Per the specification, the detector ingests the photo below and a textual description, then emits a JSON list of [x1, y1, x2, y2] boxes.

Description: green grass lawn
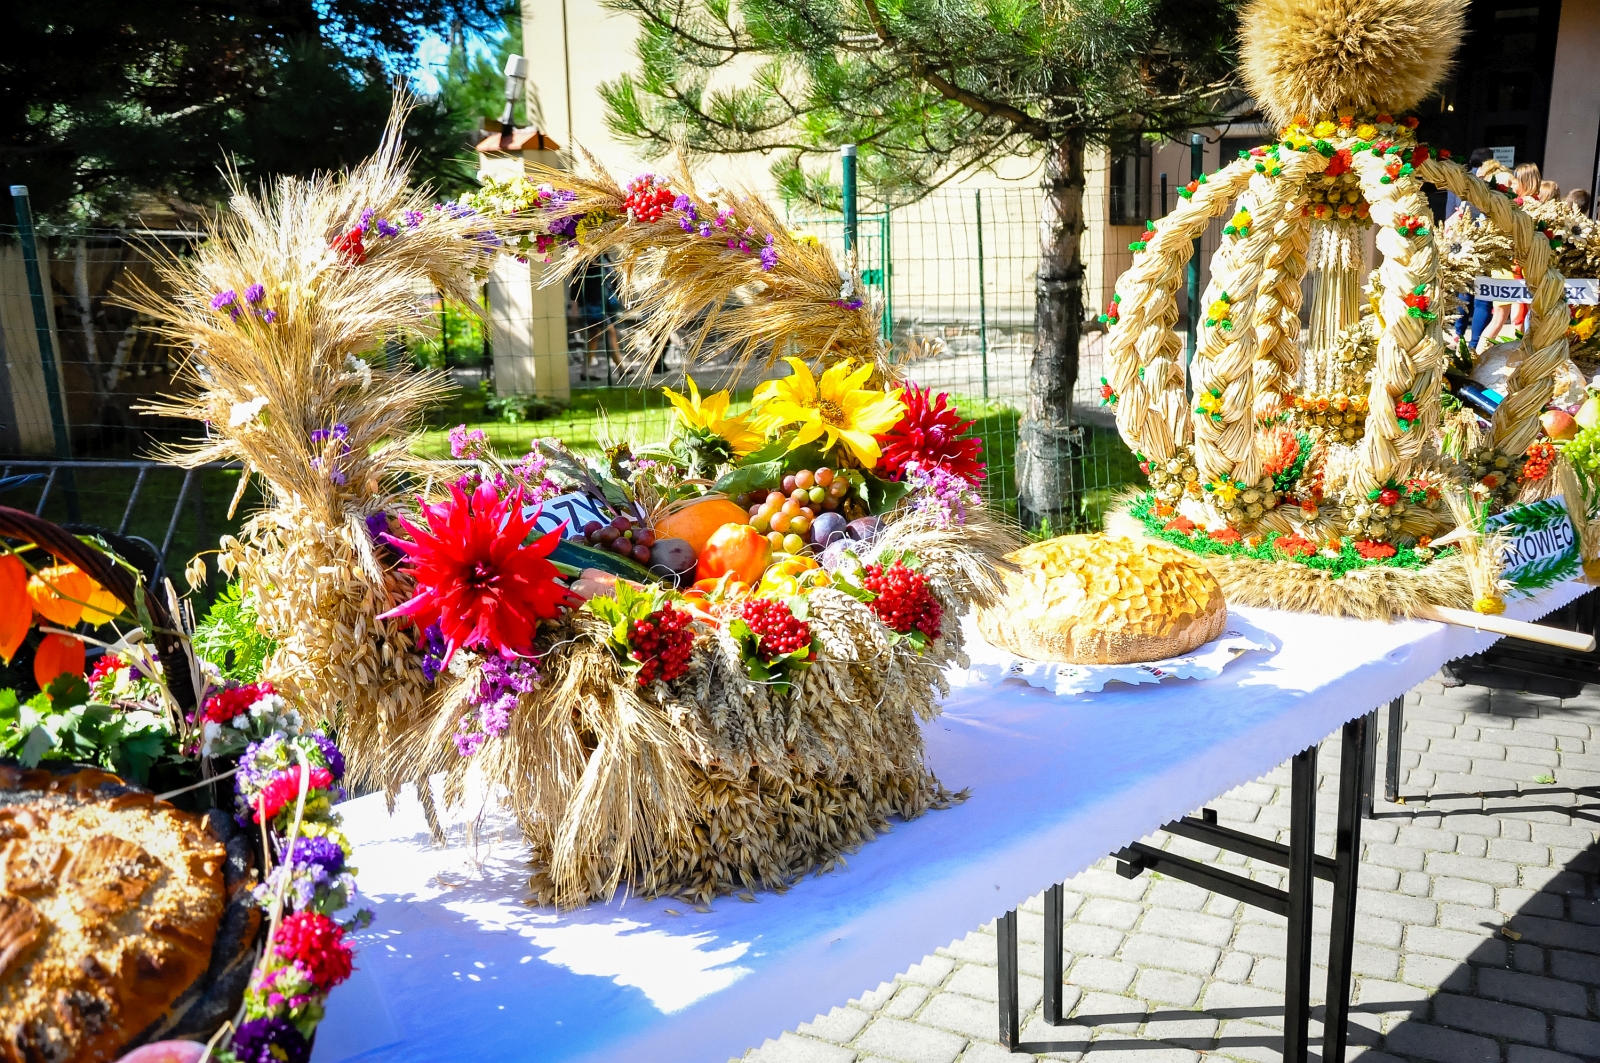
[[416, 386, 1145, 528]]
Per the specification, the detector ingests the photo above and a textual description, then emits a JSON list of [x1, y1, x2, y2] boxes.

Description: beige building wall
[[1545, 0, 1600, 198], [478, 149, 572, 399]]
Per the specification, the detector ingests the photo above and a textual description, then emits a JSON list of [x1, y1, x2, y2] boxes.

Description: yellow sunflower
[[751, 357, 905, 469], [663, 376, 765, 457]]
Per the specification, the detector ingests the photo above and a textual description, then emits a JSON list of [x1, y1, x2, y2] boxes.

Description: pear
[[1578, 393, 1600, 431]]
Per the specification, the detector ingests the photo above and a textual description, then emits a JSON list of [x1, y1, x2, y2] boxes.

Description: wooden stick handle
[[1414, 605, 1597, 653]]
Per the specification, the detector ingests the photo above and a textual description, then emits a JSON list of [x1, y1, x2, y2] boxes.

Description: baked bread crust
[[0, 768, 225, 1063], [977, 535, 1228, 665]]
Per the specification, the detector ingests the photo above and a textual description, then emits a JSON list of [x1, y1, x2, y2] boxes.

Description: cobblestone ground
[[735, 677, 1600, 1063]]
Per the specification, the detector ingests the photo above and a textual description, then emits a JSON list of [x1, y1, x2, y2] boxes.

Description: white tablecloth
[[311, 582, 1590, 1063]]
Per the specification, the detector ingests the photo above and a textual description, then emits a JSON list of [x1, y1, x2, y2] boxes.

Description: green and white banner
[[1485, 495, 1581, 594]]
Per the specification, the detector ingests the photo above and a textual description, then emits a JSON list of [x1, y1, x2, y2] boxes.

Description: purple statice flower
[[469, 653, 539, 739], [359, 207, 376, 231], [672, 194, 696, 219], [310, 423, 350, 451], [244, 283, 266, 304], [210, 289, 237, 310], [760, 235, 779, 272], [744, 225, 757, 238], [904, 461, 984, 529], [288, 834, 346, 876], [375, 218, 400, 238], [549, 213, 579, 240], [832, 298, 865, 311], [309, 731, 347, 780], [454, 731, 486, 757], [419, 624, 447, 683], [366, 510, 390, 543], [261, 308, 278, 323], [230, 306, 243, 322], [235, 734, 284, 799], [231, 1017, 311, 1063], [697, 222, 713, 237], [448, 423, 487, 459], [403, 209, 425, 228]]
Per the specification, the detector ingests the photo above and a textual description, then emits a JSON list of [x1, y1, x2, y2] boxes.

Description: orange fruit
[[656, 498, 752, 555]]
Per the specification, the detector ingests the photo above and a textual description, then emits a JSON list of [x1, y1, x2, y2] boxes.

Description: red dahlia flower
[[381, 482, 567, 667], [875, 385, 985, 483]]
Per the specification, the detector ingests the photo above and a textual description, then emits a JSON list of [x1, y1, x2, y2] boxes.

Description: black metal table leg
[[1043, 883, 1064, 1023], [1384, 694, 1404, 803], [1284, 745, 1318, 1063], [1360, 707, 1378, 820], [997, 908, 1020, 1047], [1324, 714, 1368, 1060]]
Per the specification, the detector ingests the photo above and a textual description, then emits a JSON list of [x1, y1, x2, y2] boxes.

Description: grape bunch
[[1561, 423, 1600, 477], [737, 468, 853, 555], [582, 514, 656, 564]]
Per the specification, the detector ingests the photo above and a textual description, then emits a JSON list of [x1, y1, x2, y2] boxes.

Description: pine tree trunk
[[1016, 131, 1086, 531]]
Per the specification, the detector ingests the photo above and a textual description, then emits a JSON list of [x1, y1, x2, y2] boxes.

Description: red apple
[[1542, 408, 1579, 441]]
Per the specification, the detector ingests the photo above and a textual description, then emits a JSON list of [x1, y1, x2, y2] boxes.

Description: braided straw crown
[[1240, 0, 1468, 126]]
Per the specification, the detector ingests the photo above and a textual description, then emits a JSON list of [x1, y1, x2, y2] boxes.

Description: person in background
[[1467, 157, 1516, 347], [1540, 179, 1561, 202], [1504, 166, 1545, 333], [1567, 188, 1592, 217], [1514, 162, 1543, 201], [1452, 149, 1497, 341]]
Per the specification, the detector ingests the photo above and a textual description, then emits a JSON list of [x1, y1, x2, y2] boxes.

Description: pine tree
[[601, 0, 1239, 526]]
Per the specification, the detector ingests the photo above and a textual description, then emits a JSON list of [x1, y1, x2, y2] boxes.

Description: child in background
[[1567, 188, 1593, 217], [1540, 179, 1561, 202]]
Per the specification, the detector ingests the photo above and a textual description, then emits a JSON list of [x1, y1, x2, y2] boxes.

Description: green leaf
[[114, 732, 168, 786], [713, 460, 784, 498], [856, 470, 910, 515], [19, 726, 56, 767], [45, 673, 90, 710]]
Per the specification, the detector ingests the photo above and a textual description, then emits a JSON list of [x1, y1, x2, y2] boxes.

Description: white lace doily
[[954, 613, 1275, 697]]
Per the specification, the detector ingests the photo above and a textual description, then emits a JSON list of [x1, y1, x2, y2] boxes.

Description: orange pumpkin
[[33, 632, 85, 690], [0, 555, 29, 664], [696, 523, 772, 585], [657, 498, 752, 555], [26, 564, 93, 627]]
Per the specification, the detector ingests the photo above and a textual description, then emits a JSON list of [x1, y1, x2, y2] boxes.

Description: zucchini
[[549, 538, 662, 583]]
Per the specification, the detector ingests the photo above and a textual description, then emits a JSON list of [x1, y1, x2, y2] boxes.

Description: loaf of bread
[[0, 768, 225, 1063], [977, 534, 1227, 665]]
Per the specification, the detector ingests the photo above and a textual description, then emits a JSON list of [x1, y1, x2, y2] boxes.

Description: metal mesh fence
[[0, 182, 1223, 542]]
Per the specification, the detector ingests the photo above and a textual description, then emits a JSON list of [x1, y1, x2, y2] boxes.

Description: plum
[[846, 516, 882, 542], [648, 537, 698, 586], [810, 511, 848, 548]]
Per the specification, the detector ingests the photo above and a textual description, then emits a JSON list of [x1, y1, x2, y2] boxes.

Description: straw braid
[[1251, 190, 1313, 418], [1345, 150, 1447, 498], [1418, 159, 1570, 457], [1105, 159, 1258, 463], [1192, 151, 1329, 484]]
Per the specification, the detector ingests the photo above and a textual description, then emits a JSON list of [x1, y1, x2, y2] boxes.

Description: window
[[1109, 143, 1152, 227]]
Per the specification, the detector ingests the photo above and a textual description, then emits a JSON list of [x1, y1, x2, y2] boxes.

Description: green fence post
[[975, 190, 989, 402], [10, 186, 71, 459], [881, 209, 893, 347], [840, 146, 858, 254], [1185, 135, 1203, 399]]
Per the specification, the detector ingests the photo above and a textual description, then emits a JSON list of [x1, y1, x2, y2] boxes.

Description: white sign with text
[[1473, 277, 1600, 305]]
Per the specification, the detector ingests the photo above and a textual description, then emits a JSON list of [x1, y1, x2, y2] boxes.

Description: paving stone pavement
[[734, 677, 1600, 1063]]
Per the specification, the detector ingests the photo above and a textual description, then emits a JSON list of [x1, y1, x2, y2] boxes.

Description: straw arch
[[1104, 150, 1331, 483], [1418, 159, 1570, 456]]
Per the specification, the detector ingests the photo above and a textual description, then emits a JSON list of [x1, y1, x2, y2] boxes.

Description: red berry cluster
[[863, 561, 943, 640], [628, 605, 694, 686], [274, 911, 355, 990], [738, 598, 812, 661], [1521, 442, 1556, 482], [200, 681, 275, 725], [623, 176, 676, 224]]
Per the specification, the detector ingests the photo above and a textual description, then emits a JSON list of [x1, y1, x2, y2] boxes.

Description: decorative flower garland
[[218, 730, 366, 1063]]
